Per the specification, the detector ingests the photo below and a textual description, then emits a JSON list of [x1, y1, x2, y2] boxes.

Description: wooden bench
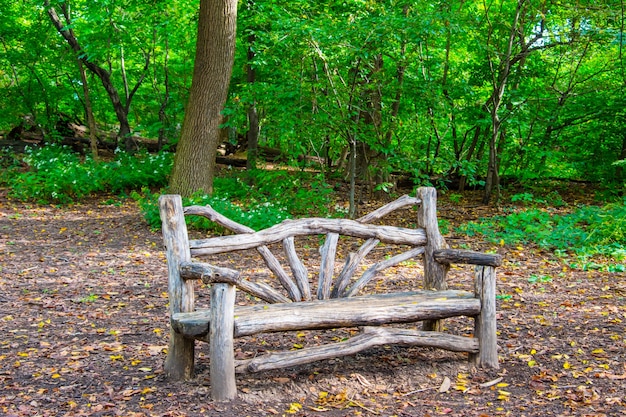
[[158, 187, 501, 401]]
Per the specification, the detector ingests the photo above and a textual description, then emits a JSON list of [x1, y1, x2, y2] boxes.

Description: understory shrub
[[4, 145, 173, 204], [134, 169, 336, 232], [457, 203, 626, 265]]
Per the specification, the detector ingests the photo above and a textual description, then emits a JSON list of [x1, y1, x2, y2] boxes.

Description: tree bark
[[169, 0, 238, 197], [77, 60, 98, 160], [246, 31, 259, 170]]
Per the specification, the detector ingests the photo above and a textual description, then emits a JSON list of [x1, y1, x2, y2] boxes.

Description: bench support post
[[417, 187, 449, 331], [210, 283, 237, 400], [159, 195, 196, 380], [471, 265, 499, 369]]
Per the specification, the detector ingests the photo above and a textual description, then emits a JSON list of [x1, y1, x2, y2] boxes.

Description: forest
[[1, 0, 625, 202], [1, 2, 626, 416]]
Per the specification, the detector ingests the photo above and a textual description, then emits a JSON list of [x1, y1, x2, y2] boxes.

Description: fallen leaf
[[439, 376, 451, 393]]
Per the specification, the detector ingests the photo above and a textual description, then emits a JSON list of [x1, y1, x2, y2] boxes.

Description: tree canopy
[[1, 0, 625, 201]]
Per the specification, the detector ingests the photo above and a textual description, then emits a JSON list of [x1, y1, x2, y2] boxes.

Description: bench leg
[[471, 265, 499, 369], [164, 330, 195, 379], [210, 283, 237, 401]]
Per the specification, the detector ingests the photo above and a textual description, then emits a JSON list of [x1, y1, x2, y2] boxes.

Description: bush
[[457, 202, 626, 265], [3, 145, 173, 204], [133, 169, 336, 232]]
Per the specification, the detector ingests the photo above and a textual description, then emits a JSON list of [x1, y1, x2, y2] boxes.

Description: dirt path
[[1, 192, 624, 416]]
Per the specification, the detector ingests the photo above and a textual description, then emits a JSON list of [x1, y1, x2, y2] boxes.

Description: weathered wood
[[159, 187, 501, 399], [185, 204, 255, 233], [417, 187, 449, 332], [171, 290, 479, 338], [189, 218, 427, 255], [159, 195, 195, 380], [434, 249, 502, 267], [173, 290, 481, 340], [283, 236, 311, 301], [235, 326, 478, 373], [235, 280, 292, 304], [318, 233, 339, 299], [327, 195, 422, 298], [185, 204, 301, 301], [344, 247, 425, 297], [257, 245, 301, 301], [331, 238, 379, 298], [179, 261, 290, 304], [356, 195, 421, 224], [471, 266, 499, 369], [210, 283, 237, 400], [179, 261, 240, 283]]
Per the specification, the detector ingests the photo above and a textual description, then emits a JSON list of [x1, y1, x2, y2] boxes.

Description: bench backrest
[[159, 187, 448, 314]]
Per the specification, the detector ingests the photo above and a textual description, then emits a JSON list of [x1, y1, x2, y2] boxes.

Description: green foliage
[[528, 274, 553, 284], [78, 293, 99, 303], [133, 169, 336, 232], [2, 0, 625, 191], [457, 202, 626, 266], [448, 193, 463, 204], [438, 219, 451, 235], [242, 169, 335, 217], [509, 191, 567, 207], [3, 145, 173, 204]]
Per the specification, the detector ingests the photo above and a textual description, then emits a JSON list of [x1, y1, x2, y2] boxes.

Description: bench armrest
[[179, 261, 290, 304], [433, 249, 502, 267], [179, 261, 241, 285]]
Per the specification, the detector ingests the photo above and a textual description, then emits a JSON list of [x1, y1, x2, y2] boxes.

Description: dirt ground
[[0, 188, 624, 416]]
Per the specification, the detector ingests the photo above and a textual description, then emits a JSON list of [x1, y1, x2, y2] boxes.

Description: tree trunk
[[246, 32, 259, 171], [158, 29, 171, 150], [169, 0, 238, 197], [617, 133, 626, 183], [77, 60, 98, 160], [481, 0, 525, 204], [458, 125, 481, 192]]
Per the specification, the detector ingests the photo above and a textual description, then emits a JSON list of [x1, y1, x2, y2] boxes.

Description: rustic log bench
[[158, 187, 501, 401]]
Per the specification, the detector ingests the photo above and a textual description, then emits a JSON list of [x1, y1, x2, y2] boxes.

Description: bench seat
[[172, 289, 480, 339]]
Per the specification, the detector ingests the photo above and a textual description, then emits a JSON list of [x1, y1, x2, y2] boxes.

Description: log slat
[[159, 195, 195, 380], [257, 245, 301, 301], [189, 218, 427, 256], [185, 204, 301, 301], [318, 233, 338, 300], [283, 236, 311, 301], [471, 265, 499, 369], [179, 261, 290, 304], [356, 194, 421, 224], [171, 290, 479, 339], [331, 238, 379, 298], [235, 326, 478, 374], [209, 283, 237, 400], [434, 249, 502, 267], [344, 246, 425, 297]]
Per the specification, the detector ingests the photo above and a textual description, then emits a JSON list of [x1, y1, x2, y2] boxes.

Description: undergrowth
[[457, 203, 626, 271], [1, 144, 336, 232], [2, 144, 171, 204], [133, 169, 336, 232], [3, 145, 624, 268]]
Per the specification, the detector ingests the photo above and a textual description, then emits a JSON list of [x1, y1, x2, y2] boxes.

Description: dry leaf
[[439, 376, 451, 393]]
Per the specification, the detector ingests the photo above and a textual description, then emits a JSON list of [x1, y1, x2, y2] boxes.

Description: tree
[[168, 0, 238, 197], [44, 0, 151, 151]]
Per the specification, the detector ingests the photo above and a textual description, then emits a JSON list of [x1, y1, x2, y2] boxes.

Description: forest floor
[[0, 186, 625, 417]]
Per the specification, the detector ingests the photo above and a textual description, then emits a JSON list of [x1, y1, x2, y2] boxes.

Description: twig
[[402, 386, 437, 396], [347, 398, 379, 415], [479, 377, 503, 388]]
